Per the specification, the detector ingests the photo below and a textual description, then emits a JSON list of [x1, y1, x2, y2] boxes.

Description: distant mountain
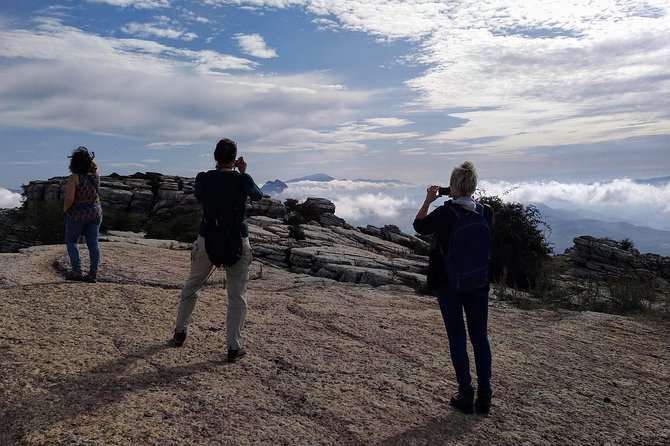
[[633, 176, 670, 186], [535, 203, 670, 256], [286, 173, 335, 183], [260, 179, 288, 195]]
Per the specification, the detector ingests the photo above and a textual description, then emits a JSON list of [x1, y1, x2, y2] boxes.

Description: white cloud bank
[[0, 18, 370, 145], [0, 188, 23, 209], [222, 0, 670, 152], [271, 176, 670, 232]]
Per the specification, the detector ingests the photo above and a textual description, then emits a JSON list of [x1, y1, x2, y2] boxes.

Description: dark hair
[[214, 139, 237, 165], [68, 146, 95, 174]]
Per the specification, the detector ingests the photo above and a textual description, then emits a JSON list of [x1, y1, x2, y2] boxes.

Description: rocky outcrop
[[570, 235, 670, 289], [3, 173, 429, 290]]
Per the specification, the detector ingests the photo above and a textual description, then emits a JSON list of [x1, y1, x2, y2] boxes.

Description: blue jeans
[[65, 214, 102, 273], [437, 285, 492, 394]]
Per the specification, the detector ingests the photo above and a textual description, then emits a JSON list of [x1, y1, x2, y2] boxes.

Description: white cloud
[[0, 18, 370, 144], [0, 188, 23, 209], [234, 33, 278, 58], [87, 0, 170, 8], [334, 193, 410, 220], [479, 178, 670, 230], [218, 0, 670, 153], [122, 18, 198, 41], [266, 175, 670, 233]]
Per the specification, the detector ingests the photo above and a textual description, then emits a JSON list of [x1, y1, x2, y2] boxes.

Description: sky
[[0, 0, 669, 220]]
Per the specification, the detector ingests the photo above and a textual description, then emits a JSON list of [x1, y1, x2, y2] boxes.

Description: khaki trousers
[[175, 235, 252, 350]]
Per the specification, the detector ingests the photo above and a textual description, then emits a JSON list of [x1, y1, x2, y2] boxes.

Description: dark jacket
[[195, 170, 263, 238], [413, 200, 494, 290]]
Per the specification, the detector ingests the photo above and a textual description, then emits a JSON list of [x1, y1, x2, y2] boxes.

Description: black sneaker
[[82, 272, 97, 283], [171, 331, 186, 347], [227, 347, 247, 363], [450, 390, 475, 414], [66, 270, 83, 281], [475, 392, 492, 414]]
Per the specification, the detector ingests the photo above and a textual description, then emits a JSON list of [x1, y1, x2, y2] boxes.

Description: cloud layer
[[272, 176, 670, 233], [0, 188, 23, 209]]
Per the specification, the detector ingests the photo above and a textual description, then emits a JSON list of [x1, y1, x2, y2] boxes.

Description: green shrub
[[288, 223, 306, 240], [620, 238, 634, 251], [478, 194, 553, 290], [284, 198, 299, 212], [145, 214, 199, 242], [107, 213, 143, 232], [25, 200, 65, 245]]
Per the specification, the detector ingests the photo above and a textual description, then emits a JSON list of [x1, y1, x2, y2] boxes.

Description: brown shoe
[[450, 390, 475, 414], [227, 347, 247, 363], [475, 391, 492, 414], [171, 331, 186, 347], [66, 270, 83, 281]]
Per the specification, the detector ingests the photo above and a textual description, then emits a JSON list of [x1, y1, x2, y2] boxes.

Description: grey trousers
[[174, 235, 252, 350]]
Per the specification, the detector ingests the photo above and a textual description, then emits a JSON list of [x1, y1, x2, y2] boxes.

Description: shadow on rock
[[378, 412, 483, 446], [2, 341, 228, 442]]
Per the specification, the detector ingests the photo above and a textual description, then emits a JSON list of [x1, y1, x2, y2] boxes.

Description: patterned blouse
[[67, 174, 103, 222]]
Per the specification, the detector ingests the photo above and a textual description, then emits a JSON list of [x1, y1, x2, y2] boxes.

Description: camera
[[438, 186, 451, 196]]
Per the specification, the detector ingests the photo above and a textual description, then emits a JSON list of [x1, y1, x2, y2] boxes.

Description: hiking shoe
[[66, 270, 83, 281], [475, 392, 492, 414], [171, 331, 186, 347], [227, 347, 247, 363], [450, 390, 475, 414], [82, 272, 97, 283]]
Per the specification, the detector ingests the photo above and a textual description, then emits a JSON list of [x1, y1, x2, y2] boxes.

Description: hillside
[[1, 241, 669, 445]]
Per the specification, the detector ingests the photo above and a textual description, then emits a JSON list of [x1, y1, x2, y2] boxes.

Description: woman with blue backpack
[[413, 161, 495, 415]]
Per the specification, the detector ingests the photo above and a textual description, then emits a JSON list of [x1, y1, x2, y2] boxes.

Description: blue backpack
[[441, 202, 491, 293]]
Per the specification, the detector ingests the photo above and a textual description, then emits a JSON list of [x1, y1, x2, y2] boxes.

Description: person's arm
[[413, 185, 442, 235], [63, 174, 78, 213], [194, 172, 206, 204], [236, 156, 263, 202]]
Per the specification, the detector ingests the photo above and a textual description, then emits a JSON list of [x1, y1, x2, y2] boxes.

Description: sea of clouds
[[0, 188, 22, 209], [272, 178, 670, 233]]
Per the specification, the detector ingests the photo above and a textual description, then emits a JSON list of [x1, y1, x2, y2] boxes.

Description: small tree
[[478, 195, 553, 290]]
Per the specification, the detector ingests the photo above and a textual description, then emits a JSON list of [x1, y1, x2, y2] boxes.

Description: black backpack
[[203, 173, 245, 268], [440, 202, 491, 293]]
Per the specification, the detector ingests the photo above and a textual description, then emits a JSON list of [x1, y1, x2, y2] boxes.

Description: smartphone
[[438, 186, 451, 196]]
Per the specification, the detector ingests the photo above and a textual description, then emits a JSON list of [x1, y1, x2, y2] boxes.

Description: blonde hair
[[450, 161, 478, 196]]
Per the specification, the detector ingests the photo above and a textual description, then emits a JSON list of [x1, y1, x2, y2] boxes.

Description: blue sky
[[1, 0, 669, 195]]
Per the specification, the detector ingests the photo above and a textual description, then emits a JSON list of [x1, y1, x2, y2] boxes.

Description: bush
[[25, 200, 65, 245], [620, 238, 634, 251], [106, 213, 143, 232], [288, 223, 306, 240], [478, 194, 553, 290], [145, 214, 199, 242], [284, 198, 299, 212]]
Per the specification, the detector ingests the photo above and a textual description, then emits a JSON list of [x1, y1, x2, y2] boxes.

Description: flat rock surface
[[1, 242, 669, 445]]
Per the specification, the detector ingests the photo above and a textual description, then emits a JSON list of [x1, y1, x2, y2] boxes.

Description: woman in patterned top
[[62, 147, 103, 282]]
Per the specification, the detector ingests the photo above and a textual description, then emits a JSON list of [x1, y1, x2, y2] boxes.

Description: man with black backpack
[[171, 139, 263, 363], [413, 161, 495, 415]]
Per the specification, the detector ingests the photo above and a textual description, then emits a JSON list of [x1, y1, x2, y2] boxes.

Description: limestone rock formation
[[2, 173, 429, 290], [0, 243, 668, 445], [569, 235, 670, 289]]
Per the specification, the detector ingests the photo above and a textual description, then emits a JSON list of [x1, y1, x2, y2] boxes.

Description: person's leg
[[437, 288, 473, 393], [64, 218, 83, 274], [463, 287, 492, 395], [463, 287, 493, 413], [225, 238, 252, 353], [174, 235, 215, 336], [82, 215, 102, 275]]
